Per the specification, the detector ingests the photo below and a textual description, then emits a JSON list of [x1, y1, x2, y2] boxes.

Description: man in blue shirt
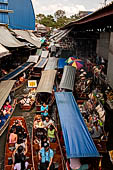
[[39, 142, 54, 170], [41, 103, 48, 120]]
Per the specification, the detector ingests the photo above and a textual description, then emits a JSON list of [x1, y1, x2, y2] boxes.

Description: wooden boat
[[19, 89, 36, 111], [0, 80, 16, 136], [32, 117, 65, 170], [20, 99, 35, 111], [31, 58, 48, 78], [4, 116, 33, 170], [35, 70, 57, 112], [11, 79, 28, 92]]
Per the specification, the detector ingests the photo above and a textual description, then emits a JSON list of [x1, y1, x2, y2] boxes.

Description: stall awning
[[37, 70, 57, 93], [0, 80, 16, 109], [41, 50, 49, 58], [59, 66, 76, 91], [0, 26, 24, 48], [34, 58, 48, 68], [44, 57, 58, 70], [12, 30, 41, 48], [50, 29, 72, 42], [55, 92, 100, 158], [58, 58, 67, 69], [0, 62, 33, 80], [0, 44, 11, 58], [27, 55, 40, 63]]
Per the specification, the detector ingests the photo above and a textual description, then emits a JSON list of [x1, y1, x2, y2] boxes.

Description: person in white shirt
[[43, 116, 54, 128]]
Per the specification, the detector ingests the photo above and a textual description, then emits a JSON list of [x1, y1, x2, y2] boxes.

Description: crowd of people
[[33, 114, 57, 170], [8, 119, 28, 170]]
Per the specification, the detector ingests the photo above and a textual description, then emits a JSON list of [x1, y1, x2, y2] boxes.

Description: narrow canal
[[0, 84, 36, 169]]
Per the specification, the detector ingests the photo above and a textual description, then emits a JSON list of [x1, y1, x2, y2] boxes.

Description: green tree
[[39, 15, 56, 28], [36, 13, 45, 23], [54, 10, 66, 21]]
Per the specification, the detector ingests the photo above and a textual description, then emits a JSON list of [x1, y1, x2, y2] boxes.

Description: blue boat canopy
[[58, 58, 67, 69], [55, 92, 100, 158]]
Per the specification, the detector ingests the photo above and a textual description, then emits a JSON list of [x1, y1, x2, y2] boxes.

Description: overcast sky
[[32, 0, 113, 17]]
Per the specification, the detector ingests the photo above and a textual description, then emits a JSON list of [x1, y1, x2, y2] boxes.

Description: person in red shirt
[[3, 101, 12, 114]]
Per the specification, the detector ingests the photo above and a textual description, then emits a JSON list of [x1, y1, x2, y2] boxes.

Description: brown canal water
[[0, 85, 36, 170]]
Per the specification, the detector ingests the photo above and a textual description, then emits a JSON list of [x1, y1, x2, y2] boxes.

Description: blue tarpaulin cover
[[58, 58, 67, 69], [55, 92, 100, 158]]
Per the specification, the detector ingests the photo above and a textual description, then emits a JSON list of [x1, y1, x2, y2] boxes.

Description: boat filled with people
[[4, 116, 33, 170]]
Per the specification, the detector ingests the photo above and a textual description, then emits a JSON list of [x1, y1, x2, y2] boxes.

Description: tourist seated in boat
[[2, 101, 12, 115], [41, 102, 48, 120], [9, 127, 18, 144], [34, 116, 44, 129], [34, 134, 42, 150], [0, 110, 7, 128], [47, 124, 57, 143], [12, 145, 28, 170], [41, 135, 50, 148], [43, 116, 54, 128], [38, 142, 54, 170], [11, 120, 24, 135], [15, 131, 27, 151], [90, 120, 103, 139]]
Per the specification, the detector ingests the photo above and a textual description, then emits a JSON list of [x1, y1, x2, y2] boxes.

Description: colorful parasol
[[65, 56, 78, 64], [69, 59, 84, 69]]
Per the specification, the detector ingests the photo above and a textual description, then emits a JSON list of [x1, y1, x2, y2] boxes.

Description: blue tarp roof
[[55, 92, 100, 158], [0, 62, 33, 80], [58, 58, 67, 69]]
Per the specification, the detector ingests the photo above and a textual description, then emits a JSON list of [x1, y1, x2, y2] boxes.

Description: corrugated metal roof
[[59, 65, 76, 91], [44, 57, 58, 70], [37, 70, 57, 93], [34, 58, 48, 68], [27, 55, 39, 63], [0, 0, 13, 24], [36, 49, 42, 56], [8, 0, 35, 30], [0, 43, 11, 58], [0, 80, 16, 109], [50, 29, 72, 42], [0, 26, 24, 47], [12, 30, 41, 48], [41, 50, 49, 58]]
